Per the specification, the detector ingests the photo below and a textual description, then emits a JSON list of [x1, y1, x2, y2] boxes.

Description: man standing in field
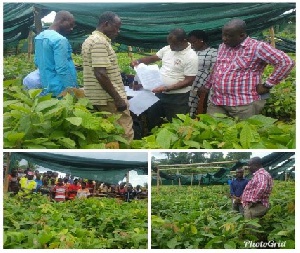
[[34, 11, 78, 97], [82, 11, 134, 141], [230, 168, 248, 214], [199, 18, 294, 119], [241, 157, 273, 219], [131, 28, 198, 129]]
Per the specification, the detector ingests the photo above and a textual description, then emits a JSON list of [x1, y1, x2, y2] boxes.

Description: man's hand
[[130, 60, 140, 68], [152, 85, 168, 93], [197, 86, 209, 96], [256, 83, 271, 95], [115, 98, 127, 112]]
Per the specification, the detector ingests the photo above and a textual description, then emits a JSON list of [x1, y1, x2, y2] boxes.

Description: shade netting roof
[[10, 152, 148, 184], [152, 152, 295, 185], [3, 2, 295, 49]]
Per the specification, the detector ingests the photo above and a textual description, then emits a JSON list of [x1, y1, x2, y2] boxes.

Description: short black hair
[[98, 11, 119, 26], [169, 28, 187, 42], [188, 30, 209, 43]]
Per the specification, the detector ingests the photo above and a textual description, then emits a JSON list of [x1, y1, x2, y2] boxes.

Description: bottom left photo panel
[[3, 151, 149, 249]]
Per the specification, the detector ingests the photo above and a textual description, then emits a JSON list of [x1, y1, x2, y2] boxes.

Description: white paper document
[[134, 63, 163, 90], [125, 86, 144, 97], [128, 90, 159, 116]]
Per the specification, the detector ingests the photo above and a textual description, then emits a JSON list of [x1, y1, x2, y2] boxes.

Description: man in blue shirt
[[230, 168, 249, 214], [34, 11, 78, 97]]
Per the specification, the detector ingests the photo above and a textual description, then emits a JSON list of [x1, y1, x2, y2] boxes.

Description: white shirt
[[156, 43, 198, 94]]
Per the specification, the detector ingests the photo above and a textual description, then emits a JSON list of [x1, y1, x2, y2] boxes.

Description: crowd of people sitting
[[7, 168, 148, 202]]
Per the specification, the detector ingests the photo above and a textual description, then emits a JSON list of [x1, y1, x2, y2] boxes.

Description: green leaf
[[57, 138, 76, 149], [66, 117, 82, 126], [70, 131, 86, 140], [156, 128, 178, 148], [35, 99, 60, 112], [183, 140, 200, 149], [6, 132, 25, 142], [224, 241, 236, 249], [191, 225, 198, 234], [239, 123, 252, 149], [167, 237, 179, 249], [28, 89, 42, 99]]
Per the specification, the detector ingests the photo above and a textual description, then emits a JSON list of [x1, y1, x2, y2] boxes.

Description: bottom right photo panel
[[151, 151, 295, 249]]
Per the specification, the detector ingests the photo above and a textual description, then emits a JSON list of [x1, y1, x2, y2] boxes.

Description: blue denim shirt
[[230, 178, 249, 197], [34, 30, 78, 96]]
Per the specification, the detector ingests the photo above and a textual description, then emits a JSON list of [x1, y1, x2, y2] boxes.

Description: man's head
[[57, 178, 64, 186], [97, 11, 121, 40], [248, 157, 263, 174], [235, 168, 244, 179], [222, 18, 247, 47], [188, 30, 208, 51], [167, 28, 188, 51], [52, 11, 75, 36], [81, 181, 86, 189], [27, 171, 34, 180]]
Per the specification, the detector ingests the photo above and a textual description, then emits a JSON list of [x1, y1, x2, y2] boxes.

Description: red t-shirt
[[68, 184, 81, 200]]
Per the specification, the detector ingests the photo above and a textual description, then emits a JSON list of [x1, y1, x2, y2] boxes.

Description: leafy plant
[[131, 114, 295, 149], [4, 194, 148, 249], [3, 80, 128, 149], [151, 181, 295, 249]]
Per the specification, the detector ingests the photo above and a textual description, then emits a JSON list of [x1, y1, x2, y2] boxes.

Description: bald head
[[248, 157, 263, 173], [222, 18, 247, 47], [223, 18, 247, 33], [167, 28, 188, 51], [51, 10, 75, 36]]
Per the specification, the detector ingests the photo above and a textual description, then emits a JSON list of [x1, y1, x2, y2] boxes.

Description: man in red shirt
[[200, 18, 294, 119], [241, 157, 273, 219], [67, 178, 81, 200]]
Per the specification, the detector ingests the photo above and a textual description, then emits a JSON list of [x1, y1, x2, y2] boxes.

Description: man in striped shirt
[[82, 11, 134, 141], [200, 18, 295, 119], [241, 157, 273, 219]]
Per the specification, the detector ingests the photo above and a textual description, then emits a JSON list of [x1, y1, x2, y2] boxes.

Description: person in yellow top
[[19, 171, 37, 195]]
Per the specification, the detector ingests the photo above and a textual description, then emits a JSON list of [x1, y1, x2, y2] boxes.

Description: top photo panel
[[3, 2, 296, 149]]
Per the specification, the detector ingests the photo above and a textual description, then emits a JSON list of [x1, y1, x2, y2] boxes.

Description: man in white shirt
[[131, 28, 198, 129]]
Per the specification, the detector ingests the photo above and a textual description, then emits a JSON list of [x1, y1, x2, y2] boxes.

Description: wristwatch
[[263, 82, 273, 89]]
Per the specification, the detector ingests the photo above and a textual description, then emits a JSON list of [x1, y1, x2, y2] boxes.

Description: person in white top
[[131, 28, 198, 129]]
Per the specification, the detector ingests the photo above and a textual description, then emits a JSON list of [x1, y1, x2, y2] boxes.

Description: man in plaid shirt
[[241, 157, 273, 219], [200, 18, 295, 119]]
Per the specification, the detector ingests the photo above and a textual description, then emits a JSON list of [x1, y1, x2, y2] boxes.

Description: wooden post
[[191, 173, 193, 186], [27, 30, 34, 60], [269, 26, 276, 48], [128, 46, 133, 62], [126, 171, 129, 186], [178, 177, 181, 187], [34, 7, 43, 35], [157, 168, 160, 191], [3, 152, 11, 194]]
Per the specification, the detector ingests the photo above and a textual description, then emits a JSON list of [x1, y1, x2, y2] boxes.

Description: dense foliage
[[151, 181, 295, 249], [3, 80, 128, 149], [3, 194, 148, 249], [132, 114, 295, 149]]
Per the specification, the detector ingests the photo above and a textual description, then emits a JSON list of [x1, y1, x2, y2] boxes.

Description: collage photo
[[2, 0, 297, 251]]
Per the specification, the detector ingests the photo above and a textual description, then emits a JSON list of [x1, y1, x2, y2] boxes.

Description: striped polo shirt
[[82, 31, 127, 105]]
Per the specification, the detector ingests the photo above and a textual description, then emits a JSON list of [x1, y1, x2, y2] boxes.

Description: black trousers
[[146, 92, 190, 131]]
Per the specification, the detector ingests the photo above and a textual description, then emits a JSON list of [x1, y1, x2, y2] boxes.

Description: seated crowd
[[7, 168, 148, 202]]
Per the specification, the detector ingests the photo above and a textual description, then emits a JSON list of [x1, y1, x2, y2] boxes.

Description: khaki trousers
[[244, 202, 268, 219], [207, 100, 266, 120], [94, 101, 134, 141]]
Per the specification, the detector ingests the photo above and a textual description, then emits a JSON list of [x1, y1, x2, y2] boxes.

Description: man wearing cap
[[241, 157, 273, 219], [230, 168, 249, 214]]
